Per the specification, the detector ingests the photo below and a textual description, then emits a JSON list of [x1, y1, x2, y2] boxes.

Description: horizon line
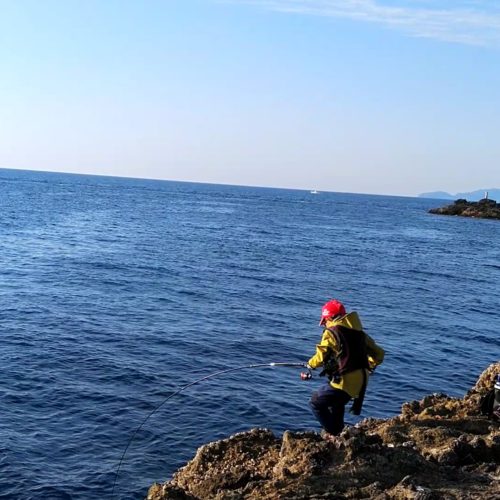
[[0, 166, 421, 198]]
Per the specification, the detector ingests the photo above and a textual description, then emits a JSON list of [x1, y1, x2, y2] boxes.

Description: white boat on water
[[310, 190, 319, 194]]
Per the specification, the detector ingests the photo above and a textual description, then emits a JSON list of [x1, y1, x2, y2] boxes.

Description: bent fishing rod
[[111, 361, 309, 497]]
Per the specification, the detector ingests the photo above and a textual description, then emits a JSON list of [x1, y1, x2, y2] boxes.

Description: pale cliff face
[[148, 362, 500, 500]]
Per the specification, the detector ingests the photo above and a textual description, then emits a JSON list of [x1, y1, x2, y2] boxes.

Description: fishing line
[[111, 361, 308, 497]]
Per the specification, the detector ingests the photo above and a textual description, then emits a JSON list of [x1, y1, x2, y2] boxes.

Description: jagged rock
[[429, 198, 500, 219], [147, 362, 500, 499]]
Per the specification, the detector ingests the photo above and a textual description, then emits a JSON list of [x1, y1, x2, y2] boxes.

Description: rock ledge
[[148, 362, 500, 499]]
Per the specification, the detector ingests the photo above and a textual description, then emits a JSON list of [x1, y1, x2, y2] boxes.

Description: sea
[[1, 168, 499, 499]]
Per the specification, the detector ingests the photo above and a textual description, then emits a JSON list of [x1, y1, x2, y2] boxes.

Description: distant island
[[429, 197, 500, 220], [419, 188, 500, 201]]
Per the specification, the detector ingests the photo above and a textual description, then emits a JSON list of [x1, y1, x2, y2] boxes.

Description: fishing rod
[[111, 361, 309, 497]]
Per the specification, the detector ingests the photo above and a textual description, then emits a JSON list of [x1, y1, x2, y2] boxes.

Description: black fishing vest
[[325, 325, 369, 375]]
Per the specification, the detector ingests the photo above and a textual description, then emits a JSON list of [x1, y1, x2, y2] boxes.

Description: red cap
[[319, 299, 346, 325]]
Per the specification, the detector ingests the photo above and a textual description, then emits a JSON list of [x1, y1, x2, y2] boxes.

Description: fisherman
[[306, 299, 384, 439]]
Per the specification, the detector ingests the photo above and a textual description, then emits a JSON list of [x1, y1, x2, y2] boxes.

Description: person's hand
[[367, 356, 377, 371]]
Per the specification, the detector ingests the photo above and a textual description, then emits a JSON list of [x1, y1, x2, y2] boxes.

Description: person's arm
[[307, 330, 339, 369], [365, 333, 385, 370]]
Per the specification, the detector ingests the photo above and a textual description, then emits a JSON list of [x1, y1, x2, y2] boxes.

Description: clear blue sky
[[1, 0, 499, 196]]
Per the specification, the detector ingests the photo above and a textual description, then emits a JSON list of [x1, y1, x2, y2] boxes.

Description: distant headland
[[429, 197, 500, 220], [419, 188, 500, 201]]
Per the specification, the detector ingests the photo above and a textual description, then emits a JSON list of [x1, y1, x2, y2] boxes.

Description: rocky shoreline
[[429, 198, 500, 219], [147, 362, 500, 499]]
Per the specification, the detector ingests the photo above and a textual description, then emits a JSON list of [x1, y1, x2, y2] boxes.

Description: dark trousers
[[310, 383, 351, 435]]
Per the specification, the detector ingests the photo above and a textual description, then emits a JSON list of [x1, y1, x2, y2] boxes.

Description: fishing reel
[[300, 368, 312, 381]]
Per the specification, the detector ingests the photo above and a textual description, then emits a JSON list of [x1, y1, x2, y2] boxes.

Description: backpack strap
[[349, 368, 367, 415]]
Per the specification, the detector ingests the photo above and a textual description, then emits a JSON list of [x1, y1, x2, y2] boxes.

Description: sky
[[1, 0, 499, 196]]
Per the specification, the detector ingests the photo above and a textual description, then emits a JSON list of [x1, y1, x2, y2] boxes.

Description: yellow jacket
[[307, 312, 385, 398]]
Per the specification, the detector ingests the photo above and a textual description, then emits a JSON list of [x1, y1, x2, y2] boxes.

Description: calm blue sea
[[1, 168, 499, 499]]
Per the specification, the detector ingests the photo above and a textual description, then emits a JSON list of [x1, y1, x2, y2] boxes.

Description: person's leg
[[310, 384, 351, 435], [310, 384, 334, 432], [328, 389, 351, 435]]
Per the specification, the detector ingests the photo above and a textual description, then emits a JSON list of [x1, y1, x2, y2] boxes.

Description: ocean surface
[[1, 168, 499, 499]]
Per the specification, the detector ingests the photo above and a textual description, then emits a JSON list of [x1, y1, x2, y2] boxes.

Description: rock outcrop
[[429, 198, 500, 219], [148, 363, 500, 499]]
